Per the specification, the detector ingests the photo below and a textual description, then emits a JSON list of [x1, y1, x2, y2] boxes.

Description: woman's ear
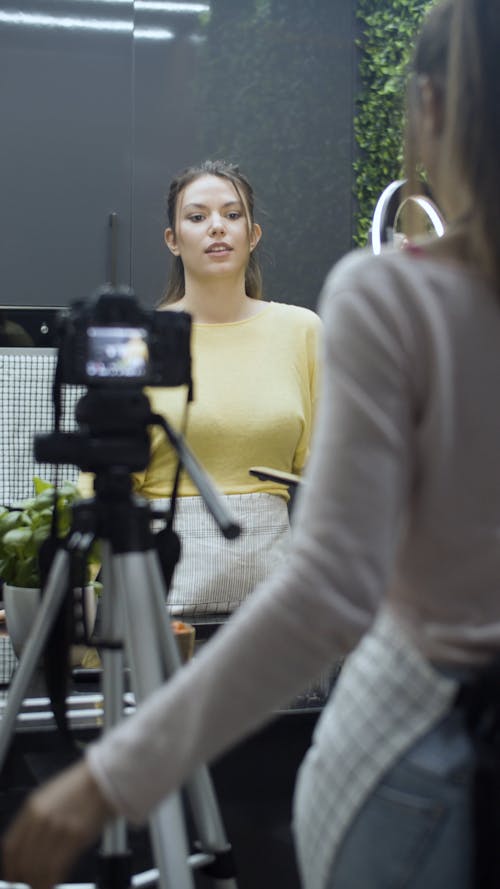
[[250, 223, 262, 252], [164, 228, 179, 255]]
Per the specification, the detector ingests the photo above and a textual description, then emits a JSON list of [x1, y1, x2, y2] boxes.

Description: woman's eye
[[188, 214, 204, 222], [227, 212, 241, 220]]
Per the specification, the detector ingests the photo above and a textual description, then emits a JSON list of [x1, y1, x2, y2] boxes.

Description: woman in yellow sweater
[[139, 160, 321, 617]]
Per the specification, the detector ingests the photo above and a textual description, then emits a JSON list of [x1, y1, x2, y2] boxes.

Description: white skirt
[[151, 493, 290, 617]]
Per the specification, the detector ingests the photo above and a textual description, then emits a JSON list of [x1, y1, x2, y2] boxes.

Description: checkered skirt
[[153, 493, 291, 616], [293, 606, 458, 889]]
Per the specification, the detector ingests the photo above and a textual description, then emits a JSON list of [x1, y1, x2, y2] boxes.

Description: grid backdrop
[[0, 348, 84, 506]]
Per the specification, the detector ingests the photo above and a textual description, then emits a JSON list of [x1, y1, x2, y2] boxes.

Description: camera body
[[34, 285, 192, 473], [57, 285, 191, 389]]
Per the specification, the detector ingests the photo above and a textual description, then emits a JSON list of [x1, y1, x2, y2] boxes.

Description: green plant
[[354, 0, 437, 246], [0, 478, 84, 588]]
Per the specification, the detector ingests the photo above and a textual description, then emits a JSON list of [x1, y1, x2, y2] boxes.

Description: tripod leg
[[111, 552, 195, 889], [0, 549, 70, 771], [114, 550, 238, 889], [98, 544, 130, 886]]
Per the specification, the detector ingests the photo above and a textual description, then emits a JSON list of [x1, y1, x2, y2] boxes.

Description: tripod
[[0, 472, 239, 889]]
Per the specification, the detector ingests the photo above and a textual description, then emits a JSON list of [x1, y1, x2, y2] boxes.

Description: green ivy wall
[[354, 0, 437, 246]]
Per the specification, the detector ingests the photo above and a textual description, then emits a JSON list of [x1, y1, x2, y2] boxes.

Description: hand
[[2, 759, 116, 889]]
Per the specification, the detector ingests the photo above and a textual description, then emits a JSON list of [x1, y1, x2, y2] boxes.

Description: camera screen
[[86, 326, 150, 379]]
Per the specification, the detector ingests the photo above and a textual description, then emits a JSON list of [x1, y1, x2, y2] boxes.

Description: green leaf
[[30, 492, 56, 511], [56, 481, 79, 499], [0, 511, 23, 534], [33, 476, 54, 495], [0, 477, 83, 586], [32, 526, 50, 549], [32, 508, 53, 527], [2, 527, 33, 553], [15, 558, 40, 588]]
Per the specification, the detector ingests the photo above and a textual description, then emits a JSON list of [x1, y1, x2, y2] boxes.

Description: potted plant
[[0, 479, 194, 666], [0, 477, 99, 657]]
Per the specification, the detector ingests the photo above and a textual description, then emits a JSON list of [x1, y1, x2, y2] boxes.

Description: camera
[[57, 284, 191, 388], [34, 284, 192, 474]]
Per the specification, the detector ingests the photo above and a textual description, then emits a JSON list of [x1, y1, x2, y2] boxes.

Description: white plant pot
[[3, 584, 97, 659]]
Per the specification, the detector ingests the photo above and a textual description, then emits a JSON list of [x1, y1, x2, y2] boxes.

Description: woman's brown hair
[[405, 0, 500, 288], [443, 0, 500, 287], [158, 160, 263, 306], [403, 0, 453, 235]]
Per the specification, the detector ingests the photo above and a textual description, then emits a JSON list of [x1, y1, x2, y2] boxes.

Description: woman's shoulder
[[317, 244, 499, 359], [322, 241, 482, 298], [322, 245, 409, 293], [266, 300, 322, 329], [319, 243, 476, 317]]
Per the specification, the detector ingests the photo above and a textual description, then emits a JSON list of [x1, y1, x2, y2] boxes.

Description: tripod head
[[35, 387, 153, 475]]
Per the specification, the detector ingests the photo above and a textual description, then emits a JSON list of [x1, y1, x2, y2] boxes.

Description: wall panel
[[0, 1, 134, 310], [132, 0, 358, 310], [0, 1, 358, 316]]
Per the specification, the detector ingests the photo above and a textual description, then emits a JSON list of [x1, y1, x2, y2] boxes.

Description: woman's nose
[[209, 214, 226, 234]]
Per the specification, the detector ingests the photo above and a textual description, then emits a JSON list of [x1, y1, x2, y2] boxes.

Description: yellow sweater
[[80, 302, 321, 501]]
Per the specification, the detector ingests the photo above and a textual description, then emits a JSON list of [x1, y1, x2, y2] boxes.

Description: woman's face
[[164, 174, 261, 285]]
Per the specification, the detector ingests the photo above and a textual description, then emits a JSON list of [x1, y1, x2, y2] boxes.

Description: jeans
[[325, 707, 474, 889]]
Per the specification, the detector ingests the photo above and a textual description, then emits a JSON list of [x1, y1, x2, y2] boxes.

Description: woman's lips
[[205, 242, 232, 254]]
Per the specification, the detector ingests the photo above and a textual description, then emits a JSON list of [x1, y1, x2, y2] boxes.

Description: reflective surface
[[0, 1, 357, 311], [0, 1, 134, 305], [133, 0, 357, 309]]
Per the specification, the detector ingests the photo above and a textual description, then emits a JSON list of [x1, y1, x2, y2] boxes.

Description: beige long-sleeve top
[[87, 246, 500, 824]]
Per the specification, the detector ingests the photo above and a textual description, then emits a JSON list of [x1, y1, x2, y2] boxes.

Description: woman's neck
[[174, 277, 264, 323]]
